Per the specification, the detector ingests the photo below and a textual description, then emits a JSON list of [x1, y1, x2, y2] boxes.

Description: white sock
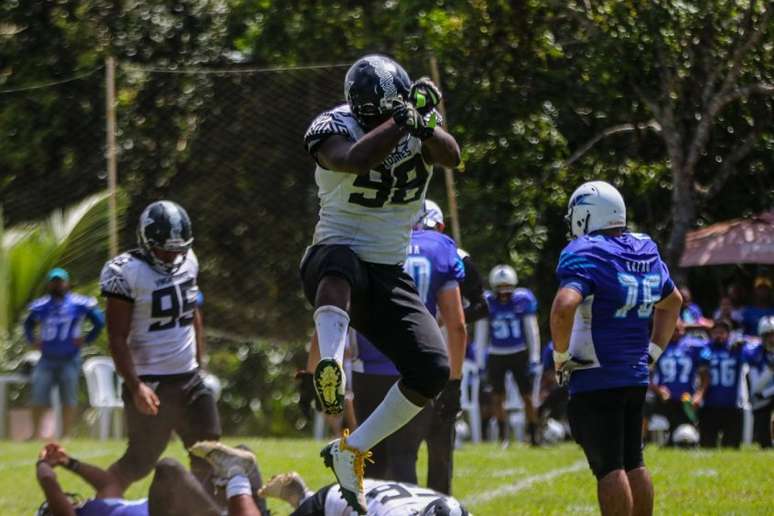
[[346, 382, 423, 451], [314, 306, 349, 364], [226, 474, 252, 499]]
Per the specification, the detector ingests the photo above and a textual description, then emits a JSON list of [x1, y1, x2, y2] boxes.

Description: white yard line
[[462, 460, 586, 506], [0, 449, 113, 471]]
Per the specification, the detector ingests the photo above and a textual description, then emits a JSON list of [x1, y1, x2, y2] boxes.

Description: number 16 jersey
[[100, 249, 200, 376], [304, 104, 434, 265]]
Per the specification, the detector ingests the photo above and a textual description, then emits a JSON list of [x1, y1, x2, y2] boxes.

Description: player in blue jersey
[[350, 201, 467, 494], [34, 441, 266, 516], [549, 181, 682, 516], [693, 319, 751, 448], [480, 264, 541, 445], [647, 323, 707, 444], [24, 268, 105, 439]]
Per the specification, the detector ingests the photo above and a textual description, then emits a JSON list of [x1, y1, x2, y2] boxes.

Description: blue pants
[[30, 355, 81, 407]]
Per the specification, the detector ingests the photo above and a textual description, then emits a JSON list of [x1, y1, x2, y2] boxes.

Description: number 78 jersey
[[304, 104, 434, 265], [100, 249, 200, 376], [555, 232, 675, 394]]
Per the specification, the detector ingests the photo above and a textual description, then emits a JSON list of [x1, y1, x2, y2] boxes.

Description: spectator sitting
[[23, 268, 104, 439], [741, 276, 774, 336], [679, 286, 703, 325]]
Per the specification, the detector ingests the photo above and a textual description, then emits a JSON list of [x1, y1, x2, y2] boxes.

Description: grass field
[[1, 439, 771, 515]]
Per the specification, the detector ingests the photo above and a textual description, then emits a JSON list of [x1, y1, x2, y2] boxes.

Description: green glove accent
[[414, 91, 427, 109]]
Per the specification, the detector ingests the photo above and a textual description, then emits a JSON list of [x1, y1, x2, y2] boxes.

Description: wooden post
[[105, 56, 118, 257], [429, 55, 462, 246]]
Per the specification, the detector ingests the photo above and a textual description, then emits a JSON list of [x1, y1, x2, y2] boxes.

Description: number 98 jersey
[[304, 104, 435, 265], [100, 249, 200, 376]]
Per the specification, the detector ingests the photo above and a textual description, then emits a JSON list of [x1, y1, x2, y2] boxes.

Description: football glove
[[409, 76, 442, 113], [435, 379, 462, 421], [556, 357, 593, 387], [295, 370, 320, 418], [392, 98, 435, 140]]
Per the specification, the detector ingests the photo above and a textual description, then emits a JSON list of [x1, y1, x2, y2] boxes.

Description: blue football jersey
[[77, 498, 149, 516], [485, 288, 538, 354], [698, 341, 748, 408], [355, 229, 464, 376], [23, 292, 105, 359], [652, 337, 706, 397], [555, 232, 675, 394]]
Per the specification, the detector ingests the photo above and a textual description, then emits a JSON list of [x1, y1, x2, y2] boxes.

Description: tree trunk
[[665, 163, 695, 285]]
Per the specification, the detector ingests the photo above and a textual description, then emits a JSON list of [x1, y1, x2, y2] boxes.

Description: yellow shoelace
[[339, 429, 374, 491]]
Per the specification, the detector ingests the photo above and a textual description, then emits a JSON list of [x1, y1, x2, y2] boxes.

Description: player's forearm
[[85, 309, 105, 343], [36, 464, 77, 516], [345, 120, 408, 174], [651, 290, 682, 348], [108, 336, 140, 390], [68, 459, 117, 494], [550, 290, 581, 353], [23, 316, 37, 343], [694, 369, 709, 397], [524, 315, 541, 363], [423, 127, 461, 167], [446, 322, 467, 380]]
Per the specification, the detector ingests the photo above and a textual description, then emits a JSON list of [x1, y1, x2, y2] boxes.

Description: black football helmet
[[345, 54, 411, 128], [137, 200, 193, 274], [422, 498, 469, 516]]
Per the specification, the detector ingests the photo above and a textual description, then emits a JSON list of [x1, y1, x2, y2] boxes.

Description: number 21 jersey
[[304, 104, 434, 265], [100, 249, 199, 376]]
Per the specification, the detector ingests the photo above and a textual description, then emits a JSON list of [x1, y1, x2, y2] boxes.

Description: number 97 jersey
[[100, 249, 200, 376], [304, 104, 435, 265], [555, 232, 675, 394]]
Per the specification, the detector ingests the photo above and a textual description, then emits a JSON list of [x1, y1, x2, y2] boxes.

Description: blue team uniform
[[652, 337, 707, 398], [556, 232, 675, 395], [355, 230, 464, 376], [698, 340, 748, 408], [542, 341, 555, 371], [24, 292, 104, 358], [746, 343, 774, 409], [77, 498, 149, 516], [485, 289, 538, 354]]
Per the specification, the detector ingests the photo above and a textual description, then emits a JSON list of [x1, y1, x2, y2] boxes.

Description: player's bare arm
[[421, 125, 461, 168], [317, 120, 409, 175], [650, 289, 683, 350], [106, 296, 160, 416], [549, 287, 583, 360], [35, 461, 76, 516], [437, 286, 467, 380]]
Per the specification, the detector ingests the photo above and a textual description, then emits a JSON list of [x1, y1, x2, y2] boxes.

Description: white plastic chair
[[82, 357, 124, 440], [460, 360, 481, 443]]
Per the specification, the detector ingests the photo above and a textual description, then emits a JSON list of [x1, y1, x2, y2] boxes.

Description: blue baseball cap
[[47, 267, 70, 282]]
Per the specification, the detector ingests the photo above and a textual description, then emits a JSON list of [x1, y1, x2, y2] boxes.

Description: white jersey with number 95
[[100, 249, 199, 376], [304, 104, 436, 265]]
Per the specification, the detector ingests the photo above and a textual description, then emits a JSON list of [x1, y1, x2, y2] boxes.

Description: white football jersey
[[304, 104, 434, 265], [325, 479, 464, 516], [100, 249, 199, 376]]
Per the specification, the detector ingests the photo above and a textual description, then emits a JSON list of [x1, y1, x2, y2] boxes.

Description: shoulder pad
[[456, 247, 470, 259], [69, 293, 98, 308], [28, 296, 51, 310], [304, 105, 359, 156]]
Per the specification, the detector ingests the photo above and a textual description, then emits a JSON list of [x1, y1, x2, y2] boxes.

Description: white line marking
[[0, 450, 113, 471], [462, 461, 586, 506]]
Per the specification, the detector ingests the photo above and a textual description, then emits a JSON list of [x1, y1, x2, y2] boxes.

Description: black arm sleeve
[[461, 255, 488, 323]]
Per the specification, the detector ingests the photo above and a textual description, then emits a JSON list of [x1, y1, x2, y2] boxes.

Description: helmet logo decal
[[167, 204, 183, 240], [365, 56, 397, 101]]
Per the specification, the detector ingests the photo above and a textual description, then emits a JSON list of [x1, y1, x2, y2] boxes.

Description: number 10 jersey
[[100, 249, 200, 376], [304, 104, 434, 265]]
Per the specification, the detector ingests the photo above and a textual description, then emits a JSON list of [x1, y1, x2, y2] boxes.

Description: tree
[[553, 1, 774, 274]]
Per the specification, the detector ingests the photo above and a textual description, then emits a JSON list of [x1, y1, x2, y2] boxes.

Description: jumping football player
[[301, 54, 461, 512], [480, 264, 541, 445], [550, 181, 682, 516], [99, 201, 226, 499]]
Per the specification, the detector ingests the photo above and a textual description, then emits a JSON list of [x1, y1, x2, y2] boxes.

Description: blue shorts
[[30, 355, 81, 406]]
